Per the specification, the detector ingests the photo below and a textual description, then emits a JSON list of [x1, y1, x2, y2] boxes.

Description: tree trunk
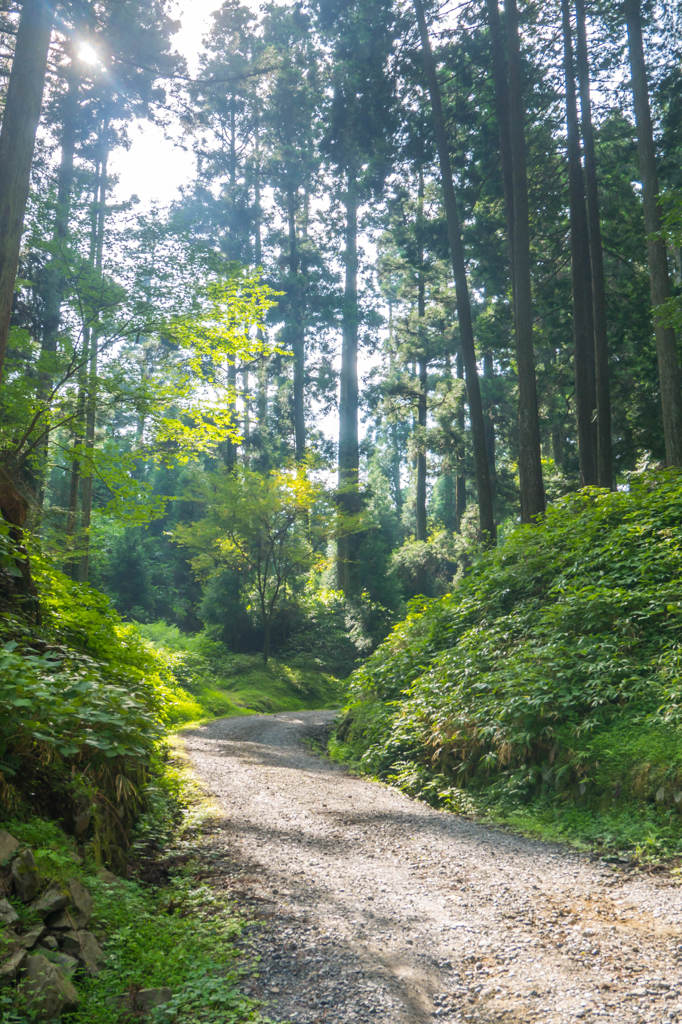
[[252, 135, 270, 466], [625, 0, 682, 466], [78, 133, 109, 583], [504, 0, 546, 518], [387, 304, 404, 518], [416, 359, 428, 541], [36, 54, 80, 510], [0, 0, 54, 384], [575, 0, 613, 488], [287, 188, 306, 462], [263, 614, 271, 663], [242, 366, 250, 461], [455, 352, 467, 530], [413, 0, 496, 543], [486, 0, 545, 520], [561, 0, 598, 485], [336, 168, 361, 592], [64, 372, 86, 574], [224, 357, 238, 471], [415, 167, 427, 542]]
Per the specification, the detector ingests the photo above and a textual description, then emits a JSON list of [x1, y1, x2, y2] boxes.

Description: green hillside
[[332, 470, 682, 859]]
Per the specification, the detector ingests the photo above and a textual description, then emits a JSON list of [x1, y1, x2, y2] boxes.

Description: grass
[[136, 620, 342, 725]]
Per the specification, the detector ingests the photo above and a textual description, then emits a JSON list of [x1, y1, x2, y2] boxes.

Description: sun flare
[[76, 41, 99, 65]]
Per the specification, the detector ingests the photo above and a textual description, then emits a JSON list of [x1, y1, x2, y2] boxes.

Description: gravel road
[[182, 710, 682, 1024]]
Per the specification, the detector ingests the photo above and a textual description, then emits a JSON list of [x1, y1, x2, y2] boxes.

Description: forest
[[0, 0, 681, 1018]]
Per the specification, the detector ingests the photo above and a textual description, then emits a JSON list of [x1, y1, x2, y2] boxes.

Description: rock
[[40, 935, 58, 950], [32, 882, 69, 918], [0, 831, 19, 867], [60, 929, 103, 975], [0, 948, 27, 987], [49, 951, 79, 974], [135, 987, 173, 1011], [46, 907, 77, 930], [74, 808, 91, 837], [67, 878, 93, 926], [11, 849, 40, 902], [59, 930, 82, 958], [19, 953, 79, 1019], [0, 896, 19, 926], [20, 924, 47, 949], [96, 868, 118, 884]]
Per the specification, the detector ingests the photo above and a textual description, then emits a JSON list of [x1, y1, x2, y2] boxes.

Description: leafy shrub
[[0, 543, 192, 866], [336, 471, 682, 854], [283, 585, 395, 677], [390, 531, 468, 599]]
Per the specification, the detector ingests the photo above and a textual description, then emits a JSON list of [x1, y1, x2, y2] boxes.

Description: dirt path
[[182, 711, 682, 1024]]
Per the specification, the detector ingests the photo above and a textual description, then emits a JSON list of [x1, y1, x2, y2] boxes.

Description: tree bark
[[455, 353, 467, 530], [336, 169, 361, 591], [78, 132, 109, 583], [504, 0, 545, 518], [36, 53, 80, 509], [625, 0, 682, 466], [486, 0, 545, 521], [287, 188, 306, 461], [561, 0, 598, 485], [575, 0, 613, 488], [413, 0, 496, 543], [0, 0, 54, 384], [415, 167, 427, 542]]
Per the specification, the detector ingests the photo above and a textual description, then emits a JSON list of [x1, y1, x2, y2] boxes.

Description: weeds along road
[[182, 711, 682, 1024]]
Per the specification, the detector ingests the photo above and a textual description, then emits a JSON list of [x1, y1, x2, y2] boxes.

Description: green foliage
[[71, 874, 260, 1024], [390, 531, 467, 599], [335, 470, 682, 858], [135, 621, 341, 718], [0, 537, 196, 866], [154, 273, 281, 463], [0, 810, 263, 1024], [177, 465, 326, 660]]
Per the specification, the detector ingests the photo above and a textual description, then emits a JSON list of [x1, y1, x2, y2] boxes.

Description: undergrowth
[[0, 531, 339, 868], [333, 470, 682, 861], [0, 776, 268, 1024], [135, 620, 342, 720]]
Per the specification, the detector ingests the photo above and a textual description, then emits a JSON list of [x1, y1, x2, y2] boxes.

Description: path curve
[[182, 711, 681, 1024]]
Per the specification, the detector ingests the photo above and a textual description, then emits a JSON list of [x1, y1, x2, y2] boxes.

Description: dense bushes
[[1, 539, 342, 867], [334, 470, 682, 854], [0, 547, 186, 866]]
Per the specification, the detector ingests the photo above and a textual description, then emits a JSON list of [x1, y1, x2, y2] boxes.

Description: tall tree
[[624, 0, 682, 466], [318, 0, 399, 589], [485, 0, 545, 520], [261, 2, 323, 463], [575, 0, 613, 487], [412, 0, 496, 542], [561, 0, 597, 485], [0, 0, 55, 385]]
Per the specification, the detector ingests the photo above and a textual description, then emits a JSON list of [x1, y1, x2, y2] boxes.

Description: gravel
[[182, 710, 682, 1024]]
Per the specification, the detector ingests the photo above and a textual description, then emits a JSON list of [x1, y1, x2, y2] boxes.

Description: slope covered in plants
[[0, 529, 338, 869], [333, 470, 682, 856]]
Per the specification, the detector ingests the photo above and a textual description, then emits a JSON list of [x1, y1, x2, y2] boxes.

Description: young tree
[[178, 465, 322, 662]]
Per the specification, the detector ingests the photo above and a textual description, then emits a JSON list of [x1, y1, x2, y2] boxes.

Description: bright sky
[[110, 0, 222, 207]]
